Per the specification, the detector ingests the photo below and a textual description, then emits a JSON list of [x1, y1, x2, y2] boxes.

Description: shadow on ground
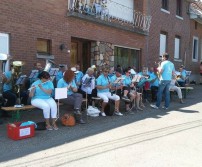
[[0, 85, 201, 163]]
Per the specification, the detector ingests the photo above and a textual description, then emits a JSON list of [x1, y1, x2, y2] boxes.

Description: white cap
[[71, 67, 79, 73], [91, 65, 96, 69]]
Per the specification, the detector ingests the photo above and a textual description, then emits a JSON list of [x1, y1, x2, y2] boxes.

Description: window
[[201, 39, 202, 60], [114, 46, 140, 71], [192, 36, 199, 61], [176, 0, 182, 16], [174, 36, 181, 59], [36, 38, 51, 55], [0, 33, 9, 54], [159, 32, 167, 56], [162, 0, 169, 11]]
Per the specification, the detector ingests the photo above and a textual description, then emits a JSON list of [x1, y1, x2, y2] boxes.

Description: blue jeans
[[156, 80, 171, 108]]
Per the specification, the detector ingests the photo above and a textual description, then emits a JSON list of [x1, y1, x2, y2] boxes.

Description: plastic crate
[[7, 122, 35, 140]]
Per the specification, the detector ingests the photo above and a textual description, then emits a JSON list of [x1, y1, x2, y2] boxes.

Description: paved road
[[0, 85, 202, 167]]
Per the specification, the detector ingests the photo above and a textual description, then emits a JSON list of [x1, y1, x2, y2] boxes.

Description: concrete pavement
[[0, 85, 202, 167]]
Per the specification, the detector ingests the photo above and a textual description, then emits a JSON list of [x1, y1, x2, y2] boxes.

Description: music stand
[[29, 70, 39, 79], [49, 68, 59, 82], [55, 88, 67, 121]]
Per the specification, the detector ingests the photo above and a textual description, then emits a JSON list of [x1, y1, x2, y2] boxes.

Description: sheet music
[[49, 68, 59, 76], [29, 70, 39, 79], [16, 75, 27, 85], [83, 77, 92, 86], [113, 77, 124, 84], [55, 88, 67, 99], [132, 75, 141, 83]]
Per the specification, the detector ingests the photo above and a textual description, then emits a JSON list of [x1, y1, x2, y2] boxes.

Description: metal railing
[[68, 0, 151, 32]]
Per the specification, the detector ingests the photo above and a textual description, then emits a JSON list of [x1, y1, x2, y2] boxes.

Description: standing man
[[150, 53, 175, 109]]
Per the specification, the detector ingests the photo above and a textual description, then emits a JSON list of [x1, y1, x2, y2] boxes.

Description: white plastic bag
[[87, 106, 100, 117]]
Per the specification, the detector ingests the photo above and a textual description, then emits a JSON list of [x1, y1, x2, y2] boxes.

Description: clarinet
[[106, 76, 113, 96]]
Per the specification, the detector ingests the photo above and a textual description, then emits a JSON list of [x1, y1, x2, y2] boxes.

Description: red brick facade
[[0, 0, 202, 80]]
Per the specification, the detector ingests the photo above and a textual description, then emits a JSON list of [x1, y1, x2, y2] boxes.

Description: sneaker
[[122, 96, 130, 102], [150, 104, 159, 109], [100, 112, 106, 117], [46, 126, 53, 131], [52, 126, 59, 130], [114, 111, 123, 116], [162, 106, 168, 110]]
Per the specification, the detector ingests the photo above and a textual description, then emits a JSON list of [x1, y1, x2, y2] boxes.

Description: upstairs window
[[174, 36, 181, 59], [162, 0, 169, 11], [192, 36, 199, 62], [176, 0, 182, 17], [159, 32, 167, 56], [37, 38, 51, 55]]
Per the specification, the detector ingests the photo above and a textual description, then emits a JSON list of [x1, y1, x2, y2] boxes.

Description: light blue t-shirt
[[31, 80, 54, 100], [57, 78, 77, 95], [56, 71, 63, 83], [149, 72, 159, 87], [177, 69, 186, 82], [75, 71, 84, 86], [3, 71, 12, 92], [160, 60, 175, 81], [96, 74, 110, 93], [122, 75, 132, 87], [110, 75, 124, 88]]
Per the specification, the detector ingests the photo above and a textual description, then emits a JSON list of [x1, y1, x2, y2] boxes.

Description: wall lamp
[[59, 44, 70, 53]]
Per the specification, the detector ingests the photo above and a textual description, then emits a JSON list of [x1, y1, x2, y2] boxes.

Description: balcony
[[67, 0, 151, 35], [189, 1, 202, 24]]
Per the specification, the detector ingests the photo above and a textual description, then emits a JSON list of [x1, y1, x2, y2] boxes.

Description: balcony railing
[[67, 0, 152, 33]]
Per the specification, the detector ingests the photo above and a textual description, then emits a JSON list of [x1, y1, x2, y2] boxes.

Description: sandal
[[52, 124, 59, 130]]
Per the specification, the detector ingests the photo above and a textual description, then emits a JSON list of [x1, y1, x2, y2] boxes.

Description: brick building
[[0, 0, 202, 81]]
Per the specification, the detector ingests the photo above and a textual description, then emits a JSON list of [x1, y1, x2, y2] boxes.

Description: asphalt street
[[0, 85, 202, 167]]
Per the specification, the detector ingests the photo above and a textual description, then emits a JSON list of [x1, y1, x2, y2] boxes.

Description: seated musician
[[30, 62, 43, 84], [96, 67, 122, 116], [122, 68, 143, 112], [149, 67, 159, 102], [56, 64, 66, 84], [80, 67, 96, 106], [138, 67, 150, 103], [169, 75, 184, 104], [57, 69, 85, 124], [176, 65, 186, 87], [29, 71, 58, 130], [74, 64, 84, 88], [2, 64, 17, 107]]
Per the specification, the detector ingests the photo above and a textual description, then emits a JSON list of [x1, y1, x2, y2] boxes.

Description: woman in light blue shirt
[[57, 69, 85, 124], [29, 71, 58, 130]]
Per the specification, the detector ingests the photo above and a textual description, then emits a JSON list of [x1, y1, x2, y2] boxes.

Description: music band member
[[57, 69, 85, 124], [96, 67, 122, 116], [80, 67, 96, 106], [122, 68, 143, 112], [2, 64, 17, 107], [29, 71, 58, 130]]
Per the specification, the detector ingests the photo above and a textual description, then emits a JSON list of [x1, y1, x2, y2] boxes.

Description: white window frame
[[0, 33, 9, 54], [0, 32, 10, 72], [174, 36, 180, 60], [201, 39, 202, 61], [159, 33, 167, 56], [192, 36, 199, 62]]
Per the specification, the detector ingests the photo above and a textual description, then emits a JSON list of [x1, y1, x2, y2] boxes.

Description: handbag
[[61, 114, 76, 126], [87, 106, 100, 117]]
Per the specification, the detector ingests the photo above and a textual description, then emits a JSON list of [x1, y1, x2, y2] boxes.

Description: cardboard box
[[7, 122, 35, 140]]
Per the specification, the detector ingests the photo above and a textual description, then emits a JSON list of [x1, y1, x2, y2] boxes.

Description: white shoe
[[114, 111, 123, 116], [150, 104, 159, 109], [100, 112, 106, 116], [162, 106, 168, 110]]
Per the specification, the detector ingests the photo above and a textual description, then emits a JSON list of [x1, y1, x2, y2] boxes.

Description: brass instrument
[[44, 59, 56, 72], [11, 61, 24, 94]]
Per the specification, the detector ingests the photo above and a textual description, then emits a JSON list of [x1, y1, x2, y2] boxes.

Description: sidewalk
[[0, 84, 201, 164]]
